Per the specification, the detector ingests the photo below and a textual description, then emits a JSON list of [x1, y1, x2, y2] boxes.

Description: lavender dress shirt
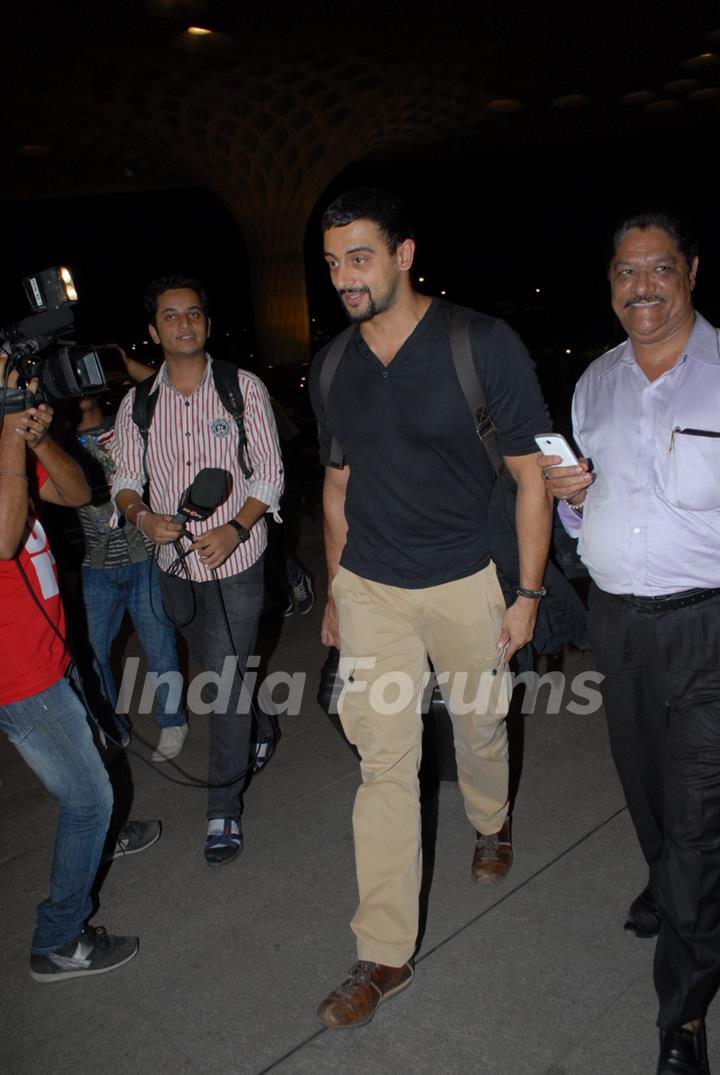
[[559, 312, 720, 596]]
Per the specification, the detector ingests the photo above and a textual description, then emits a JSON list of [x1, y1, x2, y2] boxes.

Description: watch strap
[[227, 519, 250, 543]]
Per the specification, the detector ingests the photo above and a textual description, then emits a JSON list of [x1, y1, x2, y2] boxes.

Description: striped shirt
[[111, 357, 284, 582], [75, 418, 153, 568]]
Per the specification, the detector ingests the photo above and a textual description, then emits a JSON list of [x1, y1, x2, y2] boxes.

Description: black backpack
[[131, 359, 253, 482]]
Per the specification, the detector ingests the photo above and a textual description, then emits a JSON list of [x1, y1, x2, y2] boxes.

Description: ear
[[396, 238, 416, 273], [206, 316, 211, 339], [689, 255, 699, 291], [148, 323, 160, 345]]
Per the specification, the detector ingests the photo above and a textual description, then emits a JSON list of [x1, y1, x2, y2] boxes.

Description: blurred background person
[[70, 345, 189, 762], [264, 395, 314, 618]]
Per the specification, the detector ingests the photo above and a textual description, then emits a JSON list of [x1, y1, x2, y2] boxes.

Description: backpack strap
[[317, 309, 503, 477], [448, 305, 504, 477], [210, 359, 253, 479], [318, 325, 355, 469], [130, 375, 160, 485]]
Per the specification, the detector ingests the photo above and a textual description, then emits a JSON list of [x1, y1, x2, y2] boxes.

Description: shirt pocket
[[663, 427, 720, 510]]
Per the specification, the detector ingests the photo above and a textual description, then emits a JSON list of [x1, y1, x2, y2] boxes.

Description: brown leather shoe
[[472, 818, 513, 883], [317, 959, 414, 1028]]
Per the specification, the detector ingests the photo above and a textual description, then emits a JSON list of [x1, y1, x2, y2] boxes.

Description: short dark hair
[[321, 187, 415, 253], [144, 275, 209, 322], [610, 208, 699, 271]]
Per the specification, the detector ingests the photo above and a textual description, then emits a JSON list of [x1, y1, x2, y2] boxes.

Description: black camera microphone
[[172, 468, 230, 539]]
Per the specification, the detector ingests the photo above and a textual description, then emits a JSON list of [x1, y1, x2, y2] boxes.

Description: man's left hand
[[497, 597, 540, 661], [191, 524, 241, 570]]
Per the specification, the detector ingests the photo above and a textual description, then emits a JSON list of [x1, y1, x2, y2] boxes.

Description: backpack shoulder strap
[[130, 375, 160, 484], [318, 325, 355, 469], [448, 305, 503, 477], [210, 359, 252, 479]]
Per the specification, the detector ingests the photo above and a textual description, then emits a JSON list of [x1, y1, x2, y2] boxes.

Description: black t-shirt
[[309, 298, 549, 588]]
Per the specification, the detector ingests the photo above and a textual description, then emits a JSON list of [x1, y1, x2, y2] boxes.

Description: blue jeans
[[0, 676, 113, 953], [81, 559, 188, 736], [158, 560, 264, 820]]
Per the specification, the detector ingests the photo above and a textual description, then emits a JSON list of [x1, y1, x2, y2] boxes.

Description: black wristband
[[516, 586, 547, 600], [227, 519, 250, 543]]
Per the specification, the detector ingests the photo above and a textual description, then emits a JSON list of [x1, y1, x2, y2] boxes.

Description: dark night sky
[[1, 122, 718, 431]]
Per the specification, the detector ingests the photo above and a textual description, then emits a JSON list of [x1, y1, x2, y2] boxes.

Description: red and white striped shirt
[[111, 358, 284, 581]]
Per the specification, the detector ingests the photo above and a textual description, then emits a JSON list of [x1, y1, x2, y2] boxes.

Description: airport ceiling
[[2, 0, 719, 204]]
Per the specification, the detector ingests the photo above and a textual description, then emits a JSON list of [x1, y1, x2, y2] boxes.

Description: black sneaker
[[104, 820, 162, 862], [292, 571, 315, 615], [30, 926, 139, 982]]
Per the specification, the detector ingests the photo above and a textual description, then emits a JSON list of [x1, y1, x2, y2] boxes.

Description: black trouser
[[589, 585, 720, 1029], [158, 560, 264, 822]]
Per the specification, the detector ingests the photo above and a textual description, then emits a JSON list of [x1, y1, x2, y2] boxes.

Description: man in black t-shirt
[[309, 188, 554, 1028]]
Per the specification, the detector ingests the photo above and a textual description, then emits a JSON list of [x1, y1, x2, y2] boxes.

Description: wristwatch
[[226, 519, 250, 543]]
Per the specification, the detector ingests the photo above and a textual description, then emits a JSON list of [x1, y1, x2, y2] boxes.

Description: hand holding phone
[[535, 433, 593, 503]]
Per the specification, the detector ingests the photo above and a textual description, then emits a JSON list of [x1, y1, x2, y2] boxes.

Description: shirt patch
[[210, 417, 231, 438]]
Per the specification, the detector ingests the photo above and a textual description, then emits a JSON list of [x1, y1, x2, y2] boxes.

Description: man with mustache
[[310, 188, 553, 1027], [541, 210, 720, 1074]]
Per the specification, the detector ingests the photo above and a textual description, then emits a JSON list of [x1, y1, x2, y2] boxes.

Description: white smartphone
[[534, 433, 580, 467]]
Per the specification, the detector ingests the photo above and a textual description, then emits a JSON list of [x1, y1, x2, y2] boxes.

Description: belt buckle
[[475, 407, 497, 444], [624, 593, 663, 613]]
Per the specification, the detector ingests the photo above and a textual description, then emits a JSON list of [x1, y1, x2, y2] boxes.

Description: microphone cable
[[12, 551, 265, 792], [139, 520, 272, 788], [2, 398, 267, 790]]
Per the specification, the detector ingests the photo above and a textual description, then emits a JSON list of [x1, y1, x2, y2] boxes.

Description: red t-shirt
[[0, 464, 69, 705]]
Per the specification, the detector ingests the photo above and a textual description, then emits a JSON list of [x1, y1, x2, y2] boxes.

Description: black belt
[[619, 587, 720, 613]]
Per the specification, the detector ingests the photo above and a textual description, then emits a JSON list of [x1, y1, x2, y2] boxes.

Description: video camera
[[0, 266, 105, 414]]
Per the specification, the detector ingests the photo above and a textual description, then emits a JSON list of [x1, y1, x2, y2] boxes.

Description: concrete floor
[[1, 514, 716, 1075]]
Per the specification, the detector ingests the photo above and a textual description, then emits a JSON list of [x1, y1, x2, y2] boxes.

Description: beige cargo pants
[[333, 561, 512, 966]]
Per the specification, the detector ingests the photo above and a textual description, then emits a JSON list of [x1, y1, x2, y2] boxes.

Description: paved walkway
[[1, 516, 715, 1074]]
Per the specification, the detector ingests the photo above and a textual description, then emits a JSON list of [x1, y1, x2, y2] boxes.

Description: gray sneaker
[[30, 926, 139, 982], [104, 820, 162, 861]]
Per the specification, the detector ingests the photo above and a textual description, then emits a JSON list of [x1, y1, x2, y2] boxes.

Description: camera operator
[[0, 355, 141, 982]]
